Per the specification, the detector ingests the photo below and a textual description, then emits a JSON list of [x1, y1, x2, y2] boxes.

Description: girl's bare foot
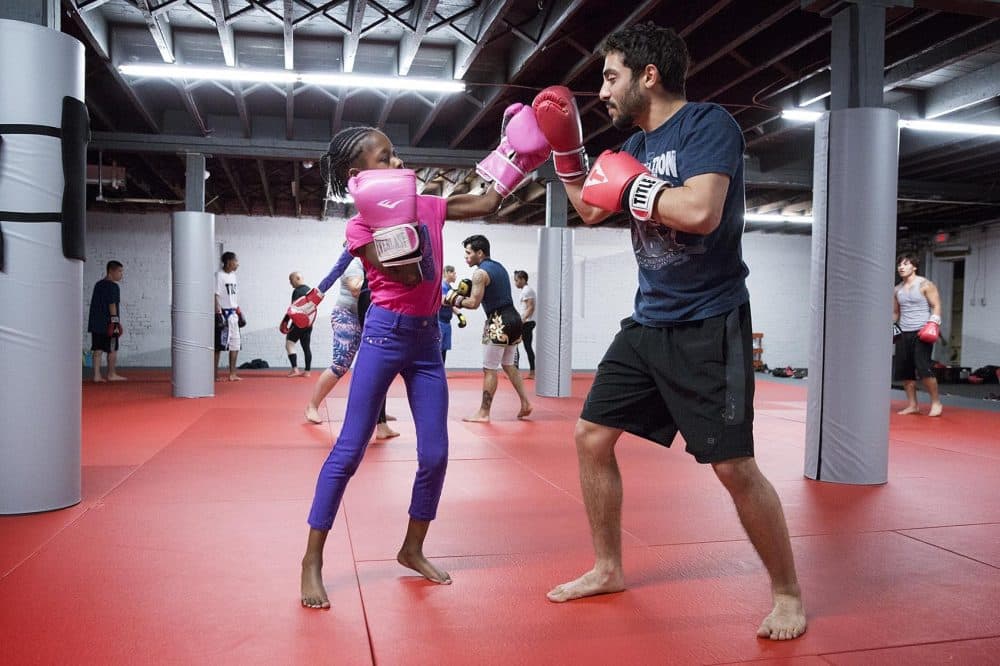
[[304, 405, 322, 424], [300, 556, 330, 609], [397, 550, 451, 584]]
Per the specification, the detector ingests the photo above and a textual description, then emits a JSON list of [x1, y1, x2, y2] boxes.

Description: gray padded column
[[171, 212, 216, 397], [805, 108, 899, 484], [0, 19, 84, 513], [536, 226, 573, 397]]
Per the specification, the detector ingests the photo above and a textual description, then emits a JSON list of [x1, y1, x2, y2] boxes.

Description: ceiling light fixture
[[744, 213, 814, 224], [781, 110, 1000, 136], [118, 64, 466, 93]]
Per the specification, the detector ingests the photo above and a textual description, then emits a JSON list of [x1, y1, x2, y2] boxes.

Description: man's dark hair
[[896, 253, 920, 271], [221, 251, 237, 267], [463, 234, 490, 256], [514, 270, 528, 282], [106, 260, 123, 273], [444, 264, 455, 273], [599, 22, 689, 96], [320, 126, 378, 199]]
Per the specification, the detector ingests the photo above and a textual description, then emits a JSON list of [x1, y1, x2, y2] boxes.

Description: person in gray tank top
[[893, 253, 944, 416]]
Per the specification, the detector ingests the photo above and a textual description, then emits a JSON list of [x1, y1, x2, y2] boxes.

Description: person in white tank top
[[892, 253, 943, 416]]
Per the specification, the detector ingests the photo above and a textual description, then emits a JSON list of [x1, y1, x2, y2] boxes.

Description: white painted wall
[[948, 225, 1000, 370], [84, 211, 854, 371]]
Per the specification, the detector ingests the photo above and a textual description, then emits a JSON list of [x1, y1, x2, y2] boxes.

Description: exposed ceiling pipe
[[94, 150, 183, 205]]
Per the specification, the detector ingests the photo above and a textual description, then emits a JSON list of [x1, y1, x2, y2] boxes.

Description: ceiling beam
[[135, 0, 175, 63], [257, 159, 274, 216], [923, 59, 1000, 118], [398, 0, 439, 76], [343, 0, 368, 72], [283, 0, 295, 70], [218, 156, 251, 214], [210, 0, 237, 65], [174, 81, 211, 136], [687, 1, 798, 77]]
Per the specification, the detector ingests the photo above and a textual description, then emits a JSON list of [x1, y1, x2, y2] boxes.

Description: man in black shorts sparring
[[533, 22, 805, 640]]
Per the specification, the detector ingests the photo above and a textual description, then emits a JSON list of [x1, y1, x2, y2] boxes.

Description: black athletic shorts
[[285, 324, 312, 344], [580, 303, 755, 464], [91, 332, 119, 353], [892, 331, 934, 381]]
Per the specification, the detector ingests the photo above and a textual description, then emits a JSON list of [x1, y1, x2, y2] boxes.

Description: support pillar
[[535, 180, 573, 397]]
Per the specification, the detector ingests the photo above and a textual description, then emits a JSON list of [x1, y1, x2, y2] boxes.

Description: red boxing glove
[[917, 319, 940, 344], [279, 314, 292, 335], [286, 288, 323, 329], [532, 85, 588, 182], [582, 150, 671, 222], [107, 315, 123, 338]]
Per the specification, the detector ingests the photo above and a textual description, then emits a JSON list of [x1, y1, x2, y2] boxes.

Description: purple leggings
[[307, 304, 448, 530]]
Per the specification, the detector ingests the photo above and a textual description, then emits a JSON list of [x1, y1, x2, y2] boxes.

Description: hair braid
[[320, 126, 377, 200]]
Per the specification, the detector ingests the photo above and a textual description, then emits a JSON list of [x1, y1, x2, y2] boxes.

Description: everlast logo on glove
[[377, 199, 404, 209]]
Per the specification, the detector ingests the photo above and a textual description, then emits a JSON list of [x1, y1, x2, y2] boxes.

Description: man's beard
[[610, 81, 646, 130]]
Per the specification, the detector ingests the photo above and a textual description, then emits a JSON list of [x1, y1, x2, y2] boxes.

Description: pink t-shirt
[[346, 194, 447, 317]]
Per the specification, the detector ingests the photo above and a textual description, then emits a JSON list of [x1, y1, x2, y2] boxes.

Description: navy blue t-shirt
[[87, 278, 120, 333], [439, 281, 453, 323], [478, 258, 514, 314], [621, 102, 750, 325]]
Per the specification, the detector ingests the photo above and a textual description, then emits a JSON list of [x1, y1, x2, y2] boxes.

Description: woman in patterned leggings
[[304, 249, 397, 439]]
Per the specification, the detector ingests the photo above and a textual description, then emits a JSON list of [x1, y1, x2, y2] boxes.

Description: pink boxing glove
[[348, 169, 421, 265], [476, 103, 551, 197]]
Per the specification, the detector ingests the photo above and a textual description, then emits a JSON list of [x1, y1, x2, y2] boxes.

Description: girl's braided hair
[[319, 126, 377, 199]]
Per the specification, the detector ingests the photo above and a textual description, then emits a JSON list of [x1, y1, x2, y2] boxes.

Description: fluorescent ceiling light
[[781, 109, 823, 122], [745, 213, 814, 224], [118, 63, 465, 93], [782, 109, 1000, 135], [897, 118, 1000, 137]]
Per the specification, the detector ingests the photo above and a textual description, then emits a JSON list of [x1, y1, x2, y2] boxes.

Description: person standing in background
[[439, 265, 467, 363], [215, 251, 244, 382], [513, 270, 536, 379], [286, 271, 314, 377], [893, 253, 944, 417], [88, 260, 127, 383]]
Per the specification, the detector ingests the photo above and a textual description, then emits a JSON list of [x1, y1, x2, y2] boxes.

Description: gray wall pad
[[535, 227, 573, 397], [0, 21, 84, 514], [805, 108, 899, 485], [0, 224, 82, 513], [172, 212, 216, 398]]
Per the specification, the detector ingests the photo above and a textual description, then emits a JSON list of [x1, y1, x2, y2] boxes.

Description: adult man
[[439, 265, 467, 363], [214, 251, 244, 381], [532, 22, 805, 640], [893, 253, 943, 416], [87, 260, 127, 383], [285, 271, 314, 377], [513, 270, 536, 379], [448, 235, 532, 422]]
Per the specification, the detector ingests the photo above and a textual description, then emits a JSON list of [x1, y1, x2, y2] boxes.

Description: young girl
[[301, 118, 546, 609]]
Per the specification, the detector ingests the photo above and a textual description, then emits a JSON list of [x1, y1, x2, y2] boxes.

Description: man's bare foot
[[93, 376, 106, 383], [374, 424, 400, 439], [928, 402, 943, 417], [397, 550, 452, 584], [288, 368, 305, 377], [385, 414, 397, 421], [897, 405, 920, 415], [546, 567, 625, 602], [300, 556, 331, 609], [228, 374, 242, 382], [526, 371, 534, 380], [108, 374, 127, 382], [462, 411, 490, 423], [757, 593, 807, 640], [303, 371, 311, 377], [517, 404, 533, 419], [304, 405, 322, 424]]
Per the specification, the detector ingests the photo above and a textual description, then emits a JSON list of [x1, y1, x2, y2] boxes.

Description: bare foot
[[397, 550, 452, 584], [897, 405, 920, 415], [928, 402, 943, 417], [215, 376, 225, 383], [517, 404, 533, 419], [228, 375, 242, 382], [303, 371, 311, 377], [385, 414, 397, 421], [93, 376, 106, 383], [546, 567, 625, 602], [462, 411, 490, 423], [288, 369, 305, 378], [300, 556, 331, 609], [374, 424, 400, 440], [107, 374, 127, 382], [757, 593, 807, 640], [304, 405, 322, 424]]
